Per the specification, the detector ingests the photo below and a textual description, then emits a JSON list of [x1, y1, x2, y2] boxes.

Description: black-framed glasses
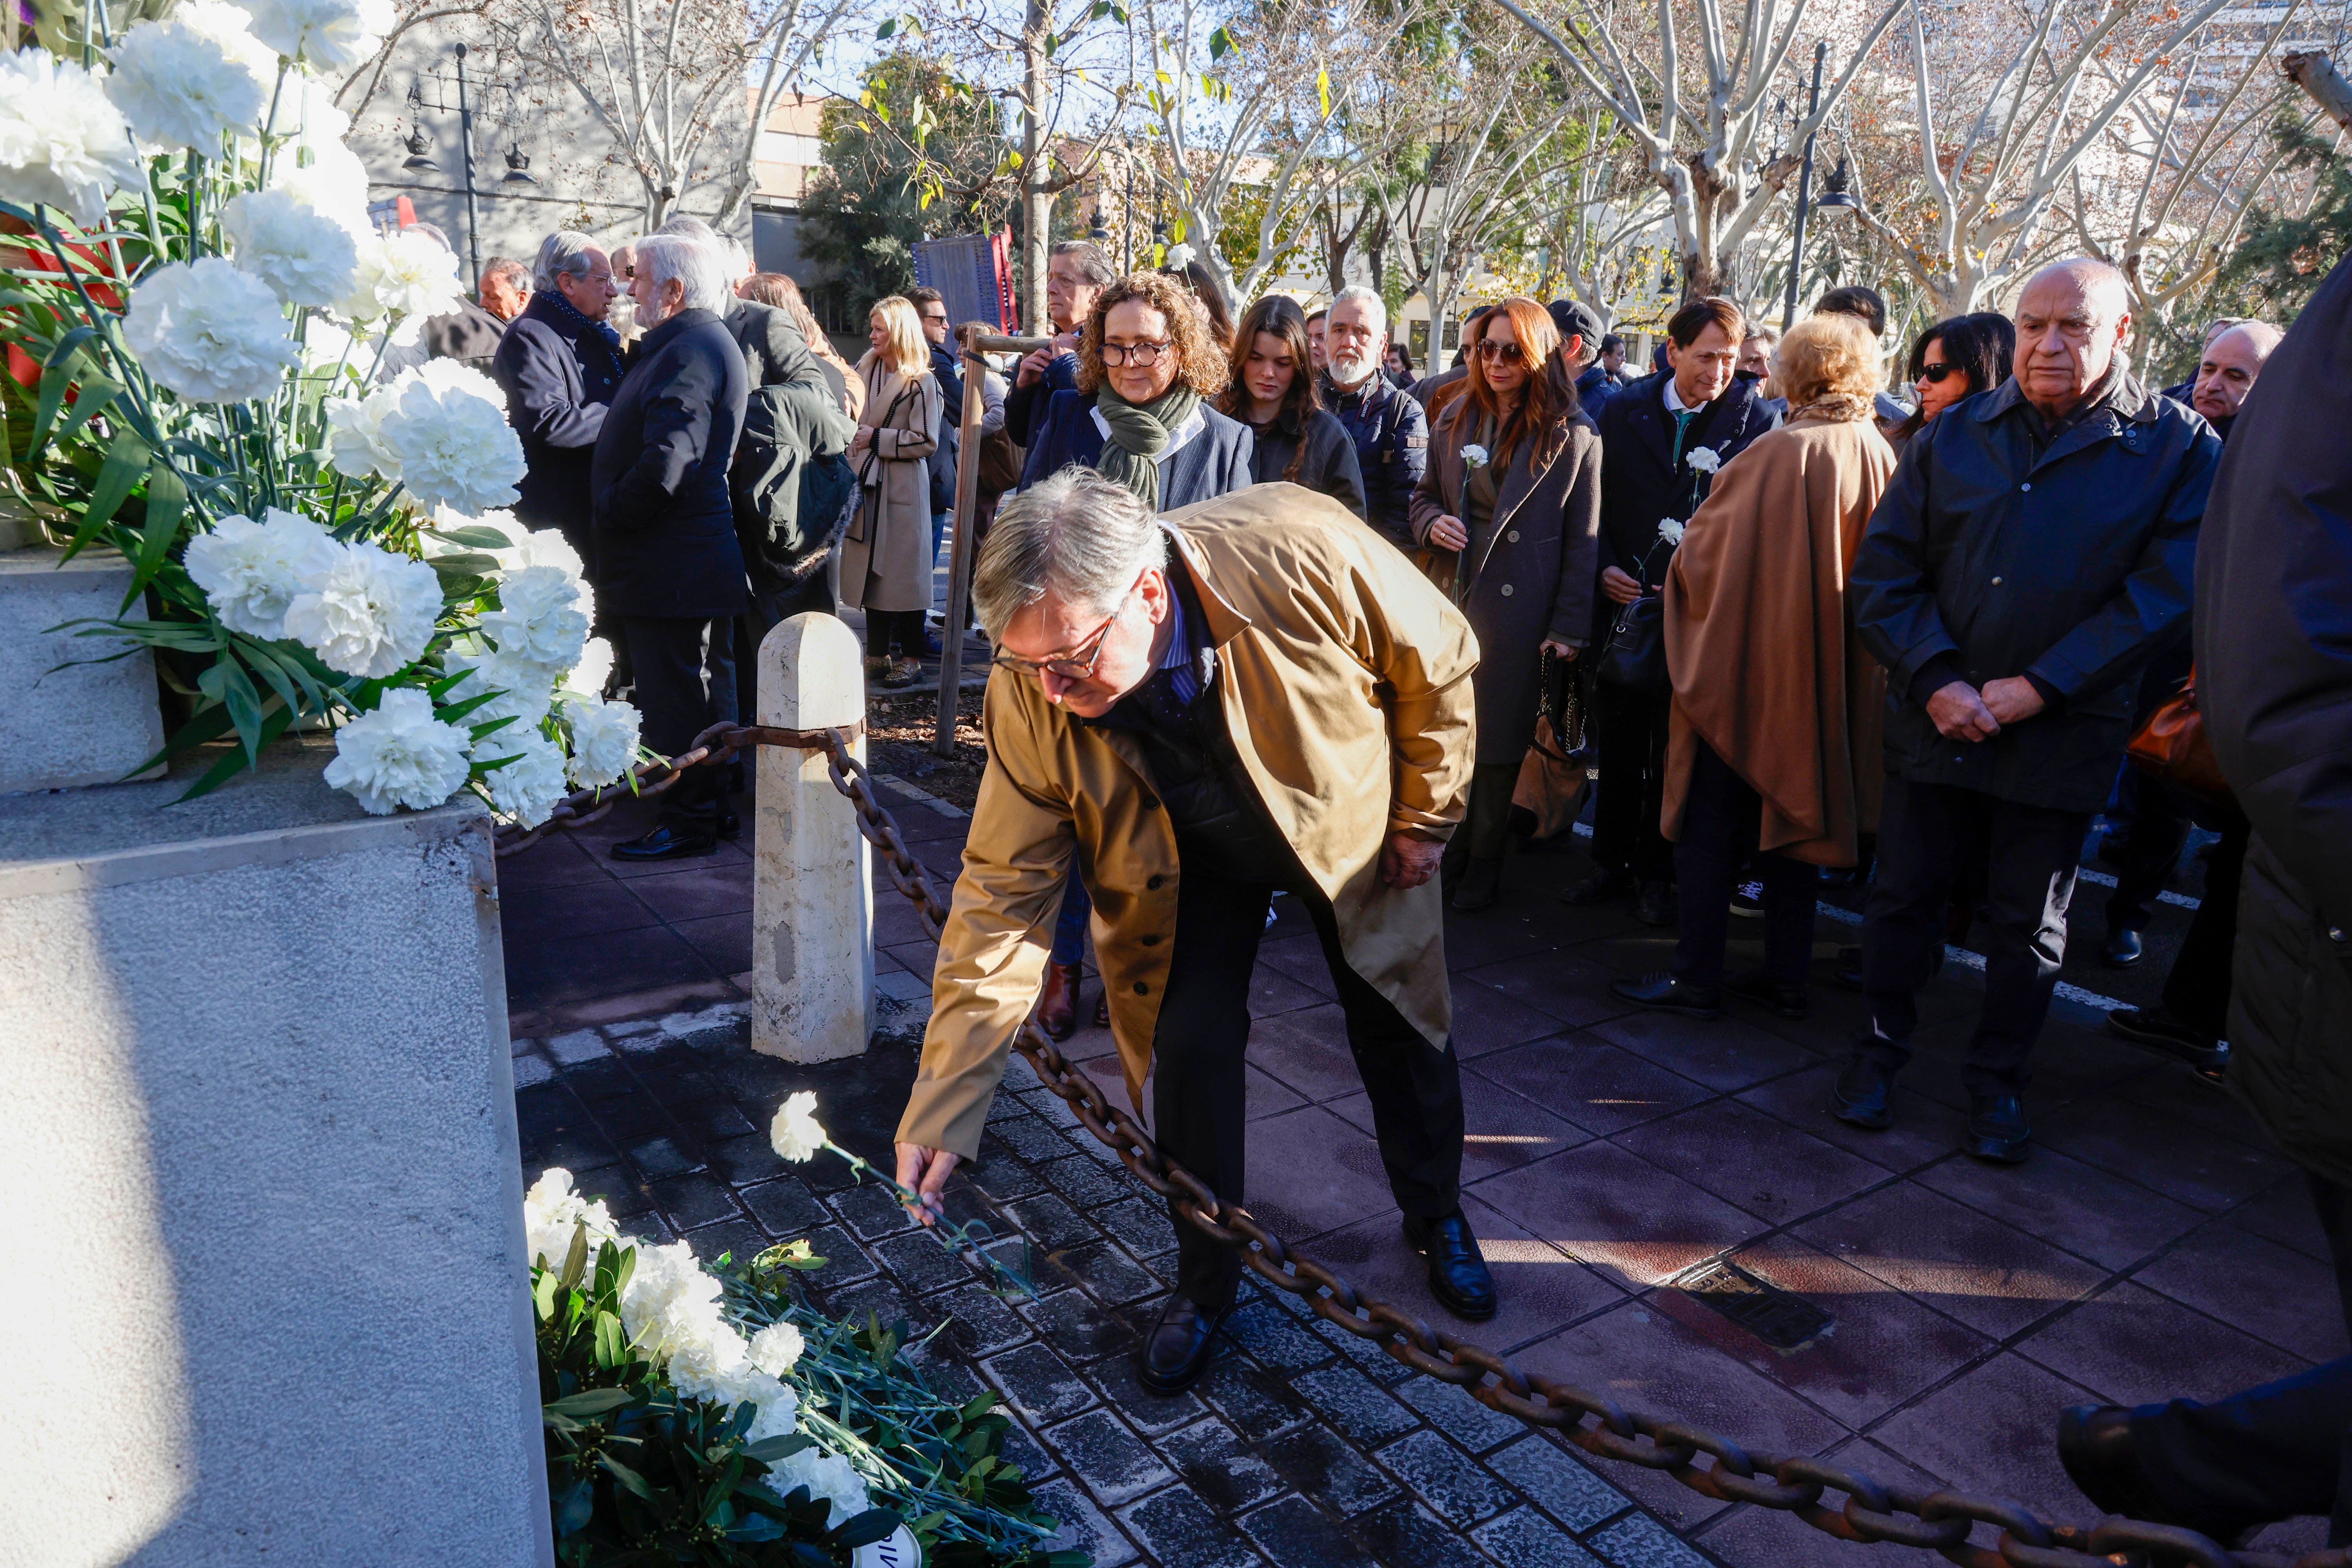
[[922, 311, 950, 326], [1102, 340, 1174, 367], [990, 575, 1145, 680], [1916, 361, 1961, 384], [1474, 339, 1526, 363]]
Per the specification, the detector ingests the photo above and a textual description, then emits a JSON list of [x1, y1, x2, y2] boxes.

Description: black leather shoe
[[1964, 1093, 2032, 1163], [1610, 971, 1721, 1019], [1830, 1053, 1895, 1130], [2057, 1405, 2262, 1545], [715, 808, 742, 841], [1136, 1292, 1227, 1395], [2101, 927, 2144, 968], [613, 824, 719, 861], [1633, 879, 1676, 927], [1450, 857, 1503, 911], [1725, 970, 1809, 1019], [2107, 1008, 2230, 1087], [1402, 1211, 1498, 1321], [1832, 945, 1864, 991], [1561, 867, 1632, 906]]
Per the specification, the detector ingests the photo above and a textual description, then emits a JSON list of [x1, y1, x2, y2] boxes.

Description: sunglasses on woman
[[1473, 340, 1526, 364], [1915, 360, 1961, 383]]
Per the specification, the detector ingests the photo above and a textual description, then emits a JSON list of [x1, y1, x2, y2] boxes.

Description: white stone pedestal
[[0, 740, 554, 1568], [0, 547, 165, 794], [751, 612, 874, 1063]]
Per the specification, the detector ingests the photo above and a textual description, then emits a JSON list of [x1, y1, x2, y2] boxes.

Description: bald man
[[2188, 320, 2282, 438], [1841, 257, 2223, 1163]]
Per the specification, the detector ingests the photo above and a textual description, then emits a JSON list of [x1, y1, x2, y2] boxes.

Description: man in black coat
[[1319, 285, 1428, 552], [591, 232, 751, 861], [1840, 258, 2220, 1162], [1568, 296, 1779, 926], [493, 232, 627, 575]]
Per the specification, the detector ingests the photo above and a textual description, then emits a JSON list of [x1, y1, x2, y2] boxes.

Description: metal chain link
[[503, 727, 2347, 1568]]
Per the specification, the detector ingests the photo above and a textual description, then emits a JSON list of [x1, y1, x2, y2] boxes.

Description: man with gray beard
[[1318, 285, 1429, 554]]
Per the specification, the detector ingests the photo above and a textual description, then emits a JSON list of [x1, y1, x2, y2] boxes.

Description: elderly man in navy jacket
[[591, 232, 751, 862], [492, 232, 626, 574], [1840, 258, 2220, 1162]]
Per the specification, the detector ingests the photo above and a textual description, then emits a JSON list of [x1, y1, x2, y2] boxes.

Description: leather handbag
[[1513, 648, 1593, 840], [1595, 538, 1673, 693], [2126, 666, 2233, 808], [978, 426, 1024, 495]]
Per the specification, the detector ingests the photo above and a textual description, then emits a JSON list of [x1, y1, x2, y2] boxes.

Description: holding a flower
[[1407, 297, 1602, 911]]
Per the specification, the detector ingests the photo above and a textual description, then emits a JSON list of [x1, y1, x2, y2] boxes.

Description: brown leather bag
[[2126, 665, 2234, 808]]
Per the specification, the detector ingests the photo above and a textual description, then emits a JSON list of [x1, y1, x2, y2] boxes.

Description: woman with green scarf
[[1016, 269, 1257, 1039]]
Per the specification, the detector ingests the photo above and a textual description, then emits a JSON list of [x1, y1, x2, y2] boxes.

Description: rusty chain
[[501, 725, 2345, 1568]]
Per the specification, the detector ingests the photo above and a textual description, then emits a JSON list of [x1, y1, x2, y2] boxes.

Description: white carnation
[[445, 644, 555, 731], [617, 1239, 722, 1347], [1460, 443, 1490, 469], [0, 49, 143, 224], [1685, 445, 1722, 474], [221, 188, 357, 307], [323, 686, 472, 814], [340, 226, 465, 328], [482, 564, 587, 672], [281, 538, 442, 679], [269, 140, 374, 240], [122, 258, 300, 404], [374, 359, 525, 514], [496, 526, 584, 583], [241, 0, 394, 73], [106, 14, 269, 152], [748, 1321, 805, 1377], [325, 390, 397, 479], [1657, 517, 1686, 546], [561, 694, 639, 788], [769, 1092, 827, 1164], [474, 726, 569, 828], [766, 1446, 869, 1526], [523, 1167, 619, 1272], [564, 637, 616, 697], [182, 506, 340, 639]]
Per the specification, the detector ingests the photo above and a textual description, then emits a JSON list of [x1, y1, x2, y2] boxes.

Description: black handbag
[[1595, 537, 1674, 693]]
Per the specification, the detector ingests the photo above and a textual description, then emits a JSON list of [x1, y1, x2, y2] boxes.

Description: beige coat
[[897, 483, 1480, 1161], [841, 352, 940, 613]]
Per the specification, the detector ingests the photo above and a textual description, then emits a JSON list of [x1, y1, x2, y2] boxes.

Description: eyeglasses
[[922, 312, 949, 326], [1102, 340, 1174, 367], [1915, 361, 1961, 384], [1474, 339, 1526, 363], [990, 575, 1145, 681]]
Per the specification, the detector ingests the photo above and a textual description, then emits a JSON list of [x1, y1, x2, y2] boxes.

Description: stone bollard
[[752, 612, 873, 1062]]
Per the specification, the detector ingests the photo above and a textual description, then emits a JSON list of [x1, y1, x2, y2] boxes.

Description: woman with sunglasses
[[1889, 312, 2015, 454], [1216, 295, 1366, 517], [1018, 270, 1256, 1037], [1408, 297, 1603, 910]]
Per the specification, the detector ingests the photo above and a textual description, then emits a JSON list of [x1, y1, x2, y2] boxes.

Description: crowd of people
[[436, 214, 2352, 1530]]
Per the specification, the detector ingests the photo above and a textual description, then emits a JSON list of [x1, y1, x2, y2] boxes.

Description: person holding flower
[[1407, 296, 1602, 911]]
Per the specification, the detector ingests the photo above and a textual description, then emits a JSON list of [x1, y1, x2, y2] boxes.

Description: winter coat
[[1017, 388, 1255, 511], [1594, 371, 1782, 624], [1850, 372, 2219, 814], [1409, 376, 1602, 766], [839, 353, 941, 614], [927, 338, 965, 515], [1322, 371, 1430, 551], [1574, 362, 1617, 423], [2194, 250, 2352, 1184], [493, 290, 627, 572], [1243, 404, 1367, 519], [589, 308, 749, 620], [895, 483, 1478, 1160], [1003, 350, 1079, 446]]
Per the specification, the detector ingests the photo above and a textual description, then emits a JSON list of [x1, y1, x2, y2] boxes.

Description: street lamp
[[1778, 40, 1826, 332], [502, 146, 536, 185], [401, 126, 438, 171], [1813, 157, 1862, 222]]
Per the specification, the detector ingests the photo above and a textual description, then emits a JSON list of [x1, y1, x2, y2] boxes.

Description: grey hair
[[1328, 285, 1388, 339], [635, 233, 733, 315], [534, 230, 601, 292], [1049, 239, 1116, 289], [971, 468, 1170, 638], [655, 213, 719, 241]]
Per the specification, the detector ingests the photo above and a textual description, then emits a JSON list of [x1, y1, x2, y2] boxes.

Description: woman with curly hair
[[1216, 294, 1365, 516], [1611, 310, 1896, 1021], [1016, 270, 1255, 515]]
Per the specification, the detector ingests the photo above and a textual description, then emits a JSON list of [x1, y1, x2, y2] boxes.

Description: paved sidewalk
[[503, 777, 2342, 1567]]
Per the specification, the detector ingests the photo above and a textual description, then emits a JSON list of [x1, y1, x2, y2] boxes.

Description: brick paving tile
[[1119, 1485, 1269, 1567], [2134, 1218, 2352, 1363], [1588, 1512, 1720, 1568], [1259, 1424, 1402, 1517], [1371, 1428, 1518, 1524], [1475, 1504, 1608, 1566], [1291, 1363, 1419, 1448], [1349, 1497, 1494, 1568], [1155, 1417, 1286, 1514], [1040, 1408, 1175, 1506], [2011, 1279, 2312, 1407], [1239, 1495, 1382, 1568]]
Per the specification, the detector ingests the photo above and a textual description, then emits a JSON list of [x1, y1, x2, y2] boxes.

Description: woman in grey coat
[[1216, 294, 1367, 518], [1409, 297, 1603, 910]]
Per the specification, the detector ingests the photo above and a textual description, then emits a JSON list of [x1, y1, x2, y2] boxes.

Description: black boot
[[1608, 971, 1722, 1020], [1137, 1292, 1227, 1395], [2057, 1406, 2262, 1546], [1561, 866, 1632, 905], [1830, 1053, 1895, 1130], [1401, 1211, 1497, 1321], [1724, 970, 1809, 1020], [1450, 857, 1504, 911], [1964, 1093, 2032, 1163], [1633, 879, 1676, 927]]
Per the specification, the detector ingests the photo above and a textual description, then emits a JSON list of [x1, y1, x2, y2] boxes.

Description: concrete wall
[[0, 741, 552, 1568], [0, 548, 165, 794]]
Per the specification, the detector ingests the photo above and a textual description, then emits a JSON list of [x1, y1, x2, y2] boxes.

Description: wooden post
[[935, 331, 1054, 758]]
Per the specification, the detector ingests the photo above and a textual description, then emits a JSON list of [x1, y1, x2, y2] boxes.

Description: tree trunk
[[1020, 0, 1052, 333]]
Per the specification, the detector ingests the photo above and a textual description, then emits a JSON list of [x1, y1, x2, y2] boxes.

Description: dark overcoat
[[1245, 405, 1368, 520], [1849, 373, 2218, 814], [1594, 370, 1780, 606], [1016, 389, 1255, 511], [1320, 371, 1428, 552], [1409, 387, 1603, 765], [590, 307, 750, 620], [492, 290, 626, 565]]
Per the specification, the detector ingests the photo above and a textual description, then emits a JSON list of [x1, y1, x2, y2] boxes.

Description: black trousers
[[1153, 862, 1466, 1308], [622, 615, 735, 829], [1670, 742, 1819, 989], [866, 607, 925, 658], [1590, 682, 1673, 881], [2131, 1173, 2352, 1545], [1458, 761, 1521, 862], [1855, 777, 2091, 1097], [2105, 775, 2194, 935], [734, 576, 839, 726], [2164, 813, 2250, 1040]]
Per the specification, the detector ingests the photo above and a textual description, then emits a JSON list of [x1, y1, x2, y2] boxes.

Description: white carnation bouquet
[[0, 12, 640, 825]]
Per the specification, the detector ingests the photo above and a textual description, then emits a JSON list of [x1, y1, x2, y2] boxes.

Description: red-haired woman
[[1216, 295, 1366, 516], [1408, 297, 1603, 909]]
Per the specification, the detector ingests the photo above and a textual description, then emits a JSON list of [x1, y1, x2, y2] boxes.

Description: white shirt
[[1662, 374, 1691, 414], [1091, 405, 1205, 463]]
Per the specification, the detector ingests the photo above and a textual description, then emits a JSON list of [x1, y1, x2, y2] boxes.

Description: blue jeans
[[1050, 865, 1090, 966]]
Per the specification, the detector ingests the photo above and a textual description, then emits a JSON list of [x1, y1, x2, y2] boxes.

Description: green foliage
[[2218, 113, 2352, 324], [798, 53, 1013, 323]]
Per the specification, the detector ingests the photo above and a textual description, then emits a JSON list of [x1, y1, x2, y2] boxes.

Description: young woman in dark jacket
[[1217, 295, 1367, 518]]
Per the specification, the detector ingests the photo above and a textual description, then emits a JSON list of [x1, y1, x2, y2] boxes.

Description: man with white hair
[[590, 231, 751, 860], [494, 230, 626, 576], [892, 470, 1496, 1395], [1841, 256, 2222, 1161], [1319, 285, 1429, 553]]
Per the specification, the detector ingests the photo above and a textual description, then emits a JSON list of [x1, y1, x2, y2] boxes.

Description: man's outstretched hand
[[1381, 832, 1445, 889], [893, 1142, 962, 1225]]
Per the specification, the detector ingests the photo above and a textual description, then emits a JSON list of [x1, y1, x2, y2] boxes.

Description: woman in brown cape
[[1610, 311, 1895, 1021]]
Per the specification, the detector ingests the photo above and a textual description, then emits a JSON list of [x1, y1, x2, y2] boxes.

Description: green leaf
[[426, 524, 514, 549], [198, 657, 267, 765], [124, 687, 236, 779], [29, 358, 70, 452], [559, 1221, 590, 1292], [597, 1452, 656, 1501], [1208, 23, 1235, 59], [130, 462, 187, 596], [534, 1266, 561, 1322], [742, 1433, 815, 1463], [172, 700, 295, 802], [594, 1309, 627, 1370], [552, 1477, 595, 1536], [545, 1387, 637, 1419], [51, 376, 119, 449], [42, 322, 98, 372], [828, 1508, 903, 1549], [59, 429, 150, 563]]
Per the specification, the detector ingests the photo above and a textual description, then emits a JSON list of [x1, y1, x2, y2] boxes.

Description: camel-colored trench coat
[[841, 352, 940, 613], [897, 483, 1480, 1161]]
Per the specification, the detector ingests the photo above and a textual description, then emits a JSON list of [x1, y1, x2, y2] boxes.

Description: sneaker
[[1730, 879, 1766, 916]]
